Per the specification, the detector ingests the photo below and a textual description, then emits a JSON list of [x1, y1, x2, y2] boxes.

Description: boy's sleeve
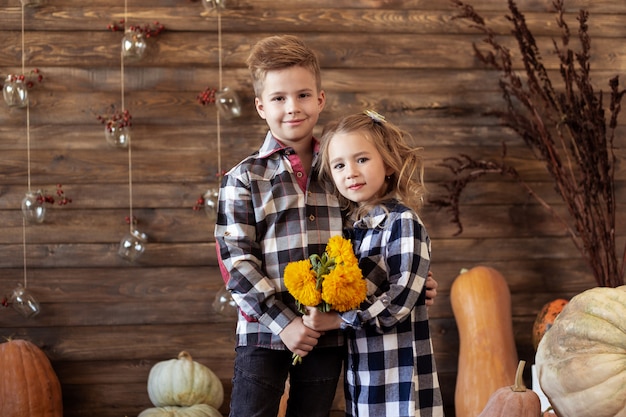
[[214, 172, 297, 331]]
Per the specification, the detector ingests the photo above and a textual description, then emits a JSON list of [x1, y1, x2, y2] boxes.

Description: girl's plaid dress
[[342, 201, 444, 417]]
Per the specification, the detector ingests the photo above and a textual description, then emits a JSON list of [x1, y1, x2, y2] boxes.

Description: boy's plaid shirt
[[215, 132, 345, 349]]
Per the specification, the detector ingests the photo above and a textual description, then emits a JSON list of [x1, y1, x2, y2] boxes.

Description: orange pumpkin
[[532, 299, 568, 351], [451, 266, 519, 417], [0, 339, 63, 417], [477, 360, 541, 417]]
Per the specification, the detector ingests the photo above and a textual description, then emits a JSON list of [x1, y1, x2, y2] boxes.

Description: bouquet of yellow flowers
[[284, 235, 367, 364]]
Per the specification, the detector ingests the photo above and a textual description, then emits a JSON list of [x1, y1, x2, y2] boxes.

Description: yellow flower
[[284, 259, 322, 307], [325, 235, 359, 267], [321, 264, 367, 312], [284, 235, 366, 365]]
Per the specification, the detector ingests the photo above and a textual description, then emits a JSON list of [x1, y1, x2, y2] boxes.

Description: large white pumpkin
[[147, 351, 224, 409], [535, 285, 626, 417], [138, 404, 222, 417]]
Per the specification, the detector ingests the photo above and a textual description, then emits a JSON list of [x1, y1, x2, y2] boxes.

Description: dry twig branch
[[434, 0, 625, 287]]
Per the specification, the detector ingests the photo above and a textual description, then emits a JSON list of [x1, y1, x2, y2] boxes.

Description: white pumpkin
[[138, 404, 222, 417], [147, 351, 224, 409], [535, 285, 626, 417]]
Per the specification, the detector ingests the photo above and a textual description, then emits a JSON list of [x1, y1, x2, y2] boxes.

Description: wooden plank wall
[[0, 0, 624, 416]]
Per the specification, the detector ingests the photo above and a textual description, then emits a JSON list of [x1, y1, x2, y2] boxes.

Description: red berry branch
[[192, 195, 206, 211], [197, 86, 217, 106], [36, 184, 73, 206], [192, 170, 225, 211], [96, 106, 132, 133], [125, 215, 138, 226], [3, 68, 43, 89], [107, 19, 165, 38]]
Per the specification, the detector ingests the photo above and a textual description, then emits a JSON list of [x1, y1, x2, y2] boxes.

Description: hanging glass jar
[[122, 30, 148, 62], [203, 188, 219, 222], [216, 87, 242, 120], [104, 123, 131, 148], [8, 283, 41, 319], [212, 285, 238, 318], [202, 0, 227, 11], [118, 229, 148, 262], [3, 77, 28, 108], [21, 191, 46, 224]]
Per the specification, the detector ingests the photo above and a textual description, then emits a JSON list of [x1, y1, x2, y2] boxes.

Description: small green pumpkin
[[147, 351, 223, 409], [138, 404, 222, 417]]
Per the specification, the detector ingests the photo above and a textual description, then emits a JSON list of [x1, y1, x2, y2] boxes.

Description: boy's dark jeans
[[229, 345, 344, 417]]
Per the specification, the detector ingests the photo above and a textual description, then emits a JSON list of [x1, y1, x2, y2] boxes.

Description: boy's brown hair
[[246, 35, 322, 97]]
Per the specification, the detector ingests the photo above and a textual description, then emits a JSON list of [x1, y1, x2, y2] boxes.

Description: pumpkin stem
[[459, 268, 469, 274], [510, 360, 527, 392], [178, 351, 192, 361]]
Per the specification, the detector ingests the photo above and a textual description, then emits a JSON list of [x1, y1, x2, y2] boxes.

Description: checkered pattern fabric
[[343, 202, 445, 417], [215, 131, 345, 349]]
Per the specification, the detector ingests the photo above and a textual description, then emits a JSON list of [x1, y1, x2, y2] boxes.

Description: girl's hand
[[302, 306, 341, 332]]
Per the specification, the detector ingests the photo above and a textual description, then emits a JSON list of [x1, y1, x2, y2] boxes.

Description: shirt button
[[296, 172, 303, 178], [309, 215, 315, 221]]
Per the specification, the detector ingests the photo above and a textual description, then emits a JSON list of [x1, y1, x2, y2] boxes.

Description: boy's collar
[[257, 131, 319, 158]]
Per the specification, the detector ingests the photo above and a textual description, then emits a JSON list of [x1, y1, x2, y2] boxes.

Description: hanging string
[[22, 217, 28, 288], [216, 10, 222, 176], [21, 2, 31, 193], [120, 1, 126, 111], [122, 0, 133, 233], [21, 1, 29, 289], [23, 100, 31, 288], [23, 114, 30, 290], [21, 1, 25, 74], [26, 109, 31, 192], [217, 10, 223, 90]]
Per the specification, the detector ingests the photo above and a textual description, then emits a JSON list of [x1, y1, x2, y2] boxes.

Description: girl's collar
[[353, 200, 398, 230]]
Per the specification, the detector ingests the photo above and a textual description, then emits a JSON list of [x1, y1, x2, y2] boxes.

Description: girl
[[303, 110, 444, 417]]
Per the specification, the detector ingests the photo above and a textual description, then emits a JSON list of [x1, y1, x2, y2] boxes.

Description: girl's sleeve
[[357, 211, 430, 331]]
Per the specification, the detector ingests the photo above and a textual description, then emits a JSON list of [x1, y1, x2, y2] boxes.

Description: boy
[[215, 34, 343, 417], [215, 35, 438, 417]]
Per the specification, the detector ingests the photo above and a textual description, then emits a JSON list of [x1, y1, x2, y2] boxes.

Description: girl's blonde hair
[[319, 111, 426, 219]]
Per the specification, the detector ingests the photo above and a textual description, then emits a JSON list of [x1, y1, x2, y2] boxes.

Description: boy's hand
[[279, 317, 321, 358], [302, 306, 342, 331], [425, 270, 438, 307]]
